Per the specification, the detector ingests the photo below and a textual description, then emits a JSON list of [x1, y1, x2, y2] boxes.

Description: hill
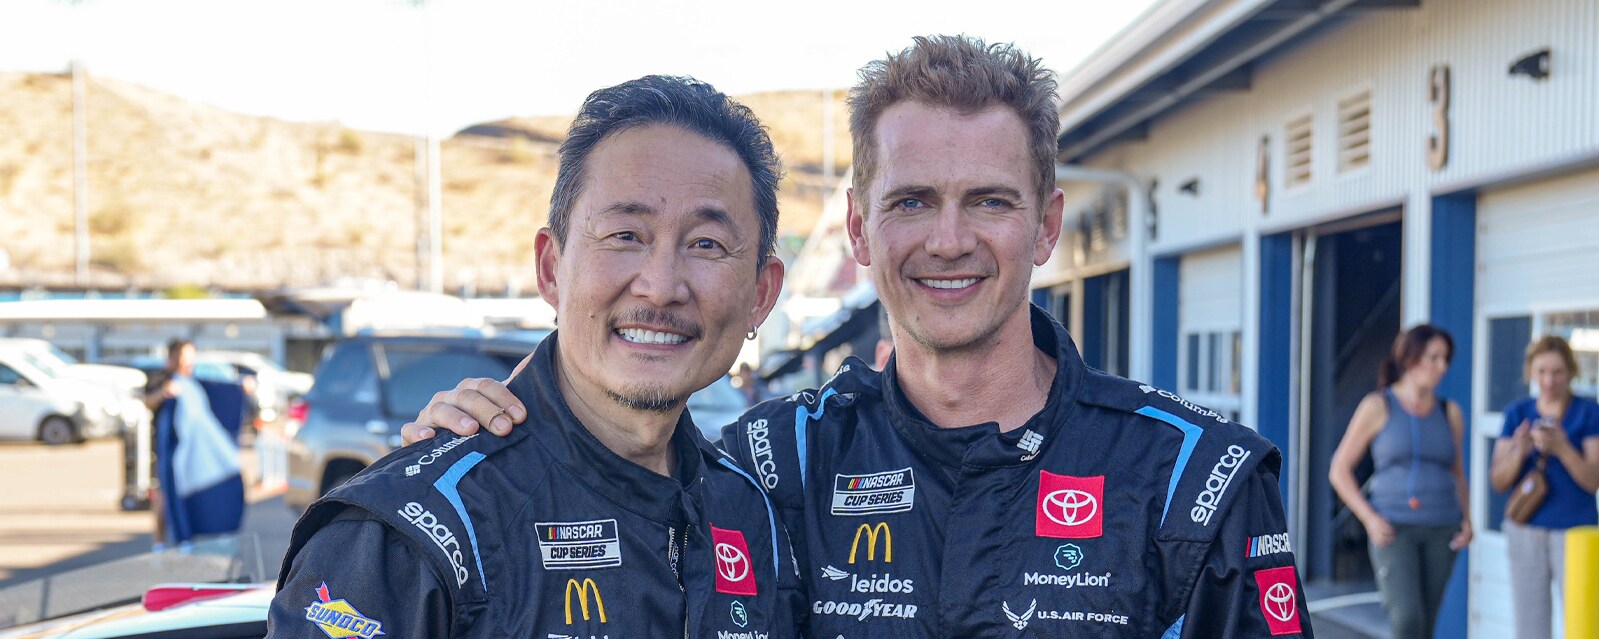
[[0, 71, 850, 291]]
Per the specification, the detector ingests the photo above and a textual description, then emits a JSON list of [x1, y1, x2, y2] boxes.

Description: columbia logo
[[1018, 430, 1044, 455], [405, 465, 420, 477]]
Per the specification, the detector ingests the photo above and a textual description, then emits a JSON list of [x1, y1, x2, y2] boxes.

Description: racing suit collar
[[880, 304, 1085, 469], [506, 332, 710, 526]]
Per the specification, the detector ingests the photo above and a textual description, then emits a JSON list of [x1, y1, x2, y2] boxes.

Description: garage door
[[1178, 245, 1244, 420], [1472, 164, 1599, 637]]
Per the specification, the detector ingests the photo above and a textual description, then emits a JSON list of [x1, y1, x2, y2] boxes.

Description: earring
[[746, 329, 758, 341]]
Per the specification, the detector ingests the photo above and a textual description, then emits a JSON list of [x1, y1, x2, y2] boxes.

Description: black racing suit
[[722, 306, 1314, 638], [268, 336, 803, 638]]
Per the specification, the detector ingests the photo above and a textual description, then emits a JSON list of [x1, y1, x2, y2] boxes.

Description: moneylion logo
[[1192, 445, 1251, 526], [848, 522, 892, 564], [562, 578, 607, 625]]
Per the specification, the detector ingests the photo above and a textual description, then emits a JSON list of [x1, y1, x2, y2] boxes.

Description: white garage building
[[1035, 0, 1599, 635]]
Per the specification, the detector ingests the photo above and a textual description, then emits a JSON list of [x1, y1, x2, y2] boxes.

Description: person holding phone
[[1490, 335, 1599, 639]]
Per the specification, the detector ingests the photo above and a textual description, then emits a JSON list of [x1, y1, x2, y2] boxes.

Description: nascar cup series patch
[[535, 519, 623, 570], [831, 468, 916, 516], [304, 582, 384, 638]]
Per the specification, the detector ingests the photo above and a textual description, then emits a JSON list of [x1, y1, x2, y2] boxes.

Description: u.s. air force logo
[[304, 582, 384, 638]]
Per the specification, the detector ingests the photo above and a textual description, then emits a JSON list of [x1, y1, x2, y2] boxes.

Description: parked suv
[[284, 331, 543, 511]]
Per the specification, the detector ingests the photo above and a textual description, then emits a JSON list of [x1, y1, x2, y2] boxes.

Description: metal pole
[[414, 136, 428, 290], [427, 135, 443, 294], [1053, 164, 1152, 382], [72, 60, 90, 285], [821, 89, 835, 195]]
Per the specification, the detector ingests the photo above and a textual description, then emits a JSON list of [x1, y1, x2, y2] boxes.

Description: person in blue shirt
[[1328, 324, 1471, 639], [1490, 335, 1599, 639]]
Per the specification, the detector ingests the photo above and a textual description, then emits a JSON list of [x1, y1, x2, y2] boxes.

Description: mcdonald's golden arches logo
[[563, 578, 607, 625], [849, 522, 892, 564]]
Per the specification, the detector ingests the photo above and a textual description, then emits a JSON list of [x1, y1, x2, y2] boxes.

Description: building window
[[1336, 90, 1372, 173], [1182, 330, 1242, 397], [1285, 114, 1314, 188]]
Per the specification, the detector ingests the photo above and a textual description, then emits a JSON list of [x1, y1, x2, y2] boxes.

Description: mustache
[[608, 308, 703, 339], [903, 257, 995, 278]]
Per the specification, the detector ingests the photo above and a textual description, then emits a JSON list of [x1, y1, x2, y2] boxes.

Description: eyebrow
[[598, 201, 738, 229], [877, 185, 1027, 203]]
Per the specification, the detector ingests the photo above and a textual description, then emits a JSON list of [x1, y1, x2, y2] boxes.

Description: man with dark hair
[[266, 75, 800, 638], [143, 338, 247, 550], [407, 37, 1310, 638]]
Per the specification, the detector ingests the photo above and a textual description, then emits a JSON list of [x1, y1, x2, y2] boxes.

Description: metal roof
[[1056, 0, 1417, 162]]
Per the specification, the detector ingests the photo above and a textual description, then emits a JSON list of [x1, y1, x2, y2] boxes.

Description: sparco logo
[[1192, 445, 1251, 526], [398, 502, 469, 587], [746, 419, 778, 490], [1139, 385, 1230, 423]]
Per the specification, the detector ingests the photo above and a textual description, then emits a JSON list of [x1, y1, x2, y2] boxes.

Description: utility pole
[[71, 60, 90, 285], [820, 88, 835, 195], [427, 135, 442, 294]]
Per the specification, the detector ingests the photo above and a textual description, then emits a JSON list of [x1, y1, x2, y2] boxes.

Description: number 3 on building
[[1427, 65, 1450, 171]]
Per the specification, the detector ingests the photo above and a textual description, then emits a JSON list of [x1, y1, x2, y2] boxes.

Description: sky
[[1, 0, 1159, 136]]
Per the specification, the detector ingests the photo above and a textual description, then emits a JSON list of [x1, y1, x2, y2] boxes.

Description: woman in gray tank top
[[1329, 324, 1472, 639]]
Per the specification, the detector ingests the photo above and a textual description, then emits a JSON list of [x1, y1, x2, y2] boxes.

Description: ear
[[534, 227, 563, 308], [1034, 187, 1066, 266], [846, 188, 872, 267], [747, 256, 786, 331]]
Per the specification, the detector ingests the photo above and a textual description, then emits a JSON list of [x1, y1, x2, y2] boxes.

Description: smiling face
[[536, 124, 783, 413], [847, 102, 1062, 354]]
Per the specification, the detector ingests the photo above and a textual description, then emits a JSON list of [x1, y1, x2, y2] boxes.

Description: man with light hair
[[408, 36, 1312, 638]]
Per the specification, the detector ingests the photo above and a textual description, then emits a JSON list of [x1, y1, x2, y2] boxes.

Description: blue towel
[[156, 377, 246, 544]]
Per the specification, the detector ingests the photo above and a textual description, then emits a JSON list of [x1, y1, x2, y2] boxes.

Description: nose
[[924, 203, 977, 260], [628, 244, 691, 307]]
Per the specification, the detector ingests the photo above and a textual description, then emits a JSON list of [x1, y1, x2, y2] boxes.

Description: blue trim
[[1152, 256, 1181, 391], [1161, 614, 1185, 639], [718, 457, 782, 577], [1257, 232, 1295, 505], [1082, 275, 1107, 370], [433, 451, 488, 592], [793, 388, 837, 489], [1135, 406, 1203, 526], [1429, 191, 1476, 639]]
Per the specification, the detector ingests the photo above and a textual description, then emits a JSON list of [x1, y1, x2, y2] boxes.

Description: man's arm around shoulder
[[267, 509, 454, 638]]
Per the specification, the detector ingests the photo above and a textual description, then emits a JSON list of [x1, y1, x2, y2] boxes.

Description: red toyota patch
[[1035, 471, 1104, 539], [711, 525, 757, 596], [1253, 565, 1302, 635]]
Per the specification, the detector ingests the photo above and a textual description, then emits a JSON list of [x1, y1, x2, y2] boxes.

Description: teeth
[[618, 328, 689, 345], [919, 277, 979, 290]]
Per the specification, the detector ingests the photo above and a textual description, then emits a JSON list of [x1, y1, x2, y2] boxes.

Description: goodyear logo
[[831, 468, 915, 516], [848, 522, 892, 564], [304, 582, 384, 638], [563, 578, 607, 625]]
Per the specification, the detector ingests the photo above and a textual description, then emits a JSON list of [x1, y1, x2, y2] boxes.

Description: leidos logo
[[848, 522, 892, 564], [1253, 566, 1302, 635], [562, 578, 607, 625], [1192, 445, 1251, 526], [712, 525, 758, 596], [304, 582, 384, 638], [1036, 472, 1104, 539]]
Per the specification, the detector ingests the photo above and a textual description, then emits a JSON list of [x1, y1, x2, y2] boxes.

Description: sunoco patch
[[535, 519, 622, 570], [831, 468, 915, 516]]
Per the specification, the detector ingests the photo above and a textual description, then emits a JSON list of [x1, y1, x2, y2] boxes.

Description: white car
[[0, 338, 148, 400], [0, 350, 121, 444]]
